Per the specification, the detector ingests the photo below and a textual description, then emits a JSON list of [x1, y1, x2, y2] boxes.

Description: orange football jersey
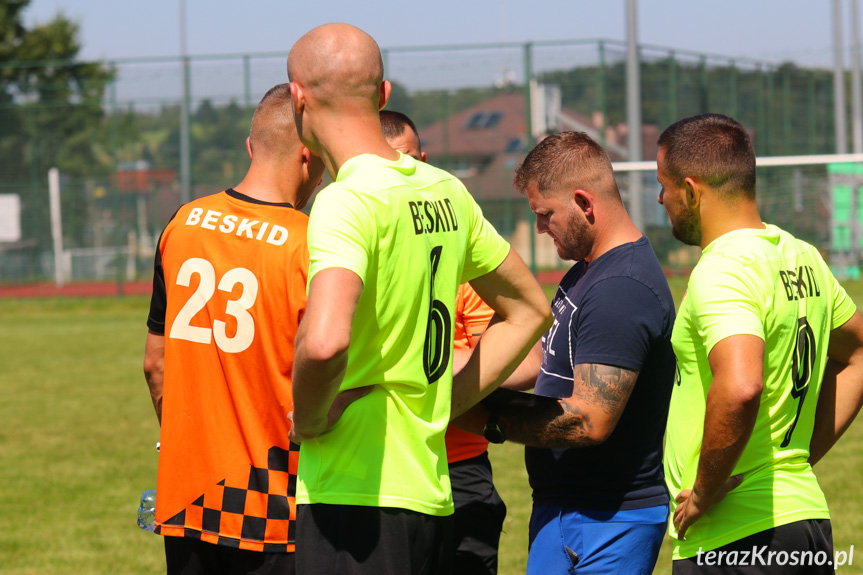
[[445, 283, 494, 463], [147, 189, 308, 552]]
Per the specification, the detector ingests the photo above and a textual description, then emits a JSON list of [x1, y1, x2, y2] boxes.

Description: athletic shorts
[[295, 503, 454, 574], [450, 451, 507, 574], [672, 518, 834, 575], [527, 503, 668, 574], [163, 535, 295, 575]]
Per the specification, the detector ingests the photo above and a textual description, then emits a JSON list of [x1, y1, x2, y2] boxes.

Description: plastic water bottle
[[137, 441, 160, 532], [137, 489, 157, 531]]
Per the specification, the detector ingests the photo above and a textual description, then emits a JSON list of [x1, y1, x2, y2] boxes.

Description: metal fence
[[0, 39, 853, 289]]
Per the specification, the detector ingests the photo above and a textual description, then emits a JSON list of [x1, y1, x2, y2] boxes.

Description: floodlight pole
[[179, 0, 192, 204], [626, 0, 644, 231], [524, 42, 537, 276], [852, 0, 863, 152], [835, 0, 849, 154]]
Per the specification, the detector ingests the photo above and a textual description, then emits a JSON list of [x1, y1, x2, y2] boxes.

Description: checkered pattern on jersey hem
[[155, 443, 299, 553]]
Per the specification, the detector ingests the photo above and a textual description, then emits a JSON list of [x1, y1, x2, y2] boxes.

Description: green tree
[[0, 0, 113, 252], [191, 99, 249, 187]]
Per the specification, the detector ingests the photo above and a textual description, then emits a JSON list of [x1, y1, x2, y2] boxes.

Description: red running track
[[0, 281, 153, 298]]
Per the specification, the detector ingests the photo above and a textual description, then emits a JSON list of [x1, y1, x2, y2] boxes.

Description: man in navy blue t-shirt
[[477, 132, 676, 574]]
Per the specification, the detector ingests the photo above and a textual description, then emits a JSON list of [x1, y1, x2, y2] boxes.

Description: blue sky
[[21, 0, 855, 69]]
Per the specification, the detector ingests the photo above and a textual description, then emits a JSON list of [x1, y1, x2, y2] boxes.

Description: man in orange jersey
[[381, 110, 542, 574], [143, 84, 359, 575]]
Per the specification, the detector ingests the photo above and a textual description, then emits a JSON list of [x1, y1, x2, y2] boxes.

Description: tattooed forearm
[[480, 364, 639, 448], [572, 364, 638, 417], [535, 400, 596, 448], [480, 388, 597, 448]]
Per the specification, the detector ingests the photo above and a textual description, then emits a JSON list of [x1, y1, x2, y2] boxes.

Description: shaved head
[[248, 83, 303, 160], [288, 23, 384, 110]]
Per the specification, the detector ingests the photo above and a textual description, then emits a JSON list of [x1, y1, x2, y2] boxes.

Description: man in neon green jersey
[[657, 113, 863, 574], [286, 23, 552, 574]]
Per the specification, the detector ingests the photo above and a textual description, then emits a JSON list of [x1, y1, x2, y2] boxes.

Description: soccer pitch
[[0, 285, 861, 574]]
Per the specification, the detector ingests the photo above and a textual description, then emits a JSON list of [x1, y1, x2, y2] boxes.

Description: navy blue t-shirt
[[525, 235, 676, 510]]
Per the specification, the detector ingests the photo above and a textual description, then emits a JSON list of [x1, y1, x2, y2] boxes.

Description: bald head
[[249, 83, 302, 160], [288, 23, 384, 110]]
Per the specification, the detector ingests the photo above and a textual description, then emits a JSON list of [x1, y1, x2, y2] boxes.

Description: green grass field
[[1, 281, 862, 574]]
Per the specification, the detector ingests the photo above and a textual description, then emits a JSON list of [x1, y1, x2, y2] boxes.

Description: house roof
[[420, 92, 528, 159], [418, 90, 659, 164], [416, 90, 660, 200]]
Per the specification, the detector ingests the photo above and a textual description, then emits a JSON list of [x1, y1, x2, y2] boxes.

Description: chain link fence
[[0, 39, 852, 290]]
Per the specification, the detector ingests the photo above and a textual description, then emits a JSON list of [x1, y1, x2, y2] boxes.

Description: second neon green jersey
[[664, 224, 855, 559], [298, 153, 510, 516]]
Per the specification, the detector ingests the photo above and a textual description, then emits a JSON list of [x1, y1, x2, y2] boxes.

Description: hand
[[288, 385, 375, 443], [450, 403, 491, 435], [673, 474, 743, 540]]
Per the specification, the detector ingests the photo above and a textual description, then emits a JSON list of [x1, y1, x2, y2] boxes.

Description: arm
[[451, 249, 552, 418], [457, 283, 541, 391], [461, 314, 541, 391], [810, 311, 863, 465], [451, 346, 472, 374], [501, 338, 541, 391], [449, 334, 541, 433], [674, 334, 764, 540], [290, 267, 362, 441], [477, 363, 638, 447], [142, 330, 165, 425], [466, 273, 661, 444]]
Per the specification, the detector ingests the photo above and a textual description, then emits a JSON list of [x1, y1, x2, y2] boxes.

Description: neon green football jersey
[[298, 153, 510, 516], [665, 224, 855, 559]]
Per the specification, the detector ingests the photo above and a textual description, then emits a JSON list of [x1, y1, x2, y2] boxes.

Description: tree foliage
[[537, 58, 837, 156], [1, 1, 113, 250], [2, 1, 112, 180]]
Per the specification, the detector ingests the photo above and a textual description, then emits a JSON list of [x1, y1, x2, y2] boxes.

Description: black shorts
[[163, 535, 295, 575], [672, 519, 834, 575], [450, 451, 507, 575], [295, 503, 454, 574]]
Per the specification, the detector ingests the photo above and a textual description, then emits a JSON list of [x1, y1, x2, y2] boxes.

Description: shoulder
[[585, 241, 672, 304], [574, 266, 674, 333], [161, 192, 227, 237], [689, 250, 756, 291], [310, 183, 371, 220], [582, 274, 670, 315], [685, 254, 768, 321], [173, 191, 228, 215]]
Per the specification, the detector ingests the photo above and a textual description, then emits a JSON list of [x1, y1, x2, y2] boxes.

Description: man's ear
[[297, 146, 313, 184], [420, 151, 427, 163], [245, 137, 253, 160], [573, 189, 595, 217], [683, 177, 701, 209], [290, 82, 305, 114], [379, 80, 392, 111]]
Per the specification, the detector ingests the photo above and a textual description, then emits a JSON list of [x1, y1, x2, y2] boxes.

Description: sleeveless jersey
[[147, 189, 308, 552]]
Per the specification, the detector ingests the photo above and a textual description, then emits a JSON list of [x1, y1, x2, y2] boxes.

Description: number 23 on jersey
[[169, 257, 259, 353]]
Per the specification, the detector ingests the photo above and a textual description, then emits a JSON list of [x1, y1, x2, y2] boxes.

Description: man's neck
[[314, 116, 400, 179], [700, 200, 763, 249], [584, 210, 642, 263], [233, 166, 300, 206]]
